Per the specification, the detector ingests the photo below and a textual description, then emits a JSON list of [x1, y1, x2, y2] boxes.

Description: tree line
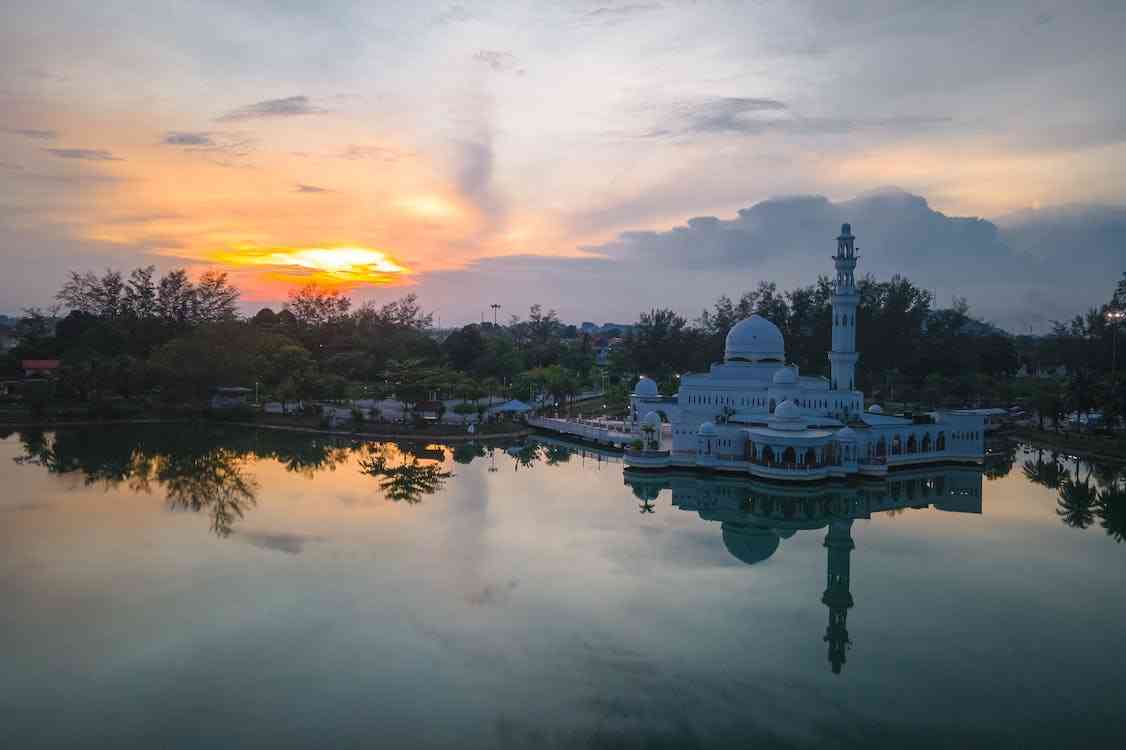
[[2, 265, 1123, 425]]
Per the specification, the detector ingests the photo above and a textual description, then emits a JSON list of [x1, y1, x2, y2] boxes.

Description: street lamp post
[[1109, 309, 1126, 374], [490, 303, 501, 327]]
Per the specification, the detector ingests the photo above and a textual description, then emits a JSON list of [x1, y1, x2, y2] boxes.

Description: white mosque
[[622, 223, 986, 480]]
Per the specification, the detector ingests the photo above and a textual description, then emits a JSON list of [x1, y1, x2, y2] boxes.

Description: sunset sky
[[2, 1, 1124, 330]]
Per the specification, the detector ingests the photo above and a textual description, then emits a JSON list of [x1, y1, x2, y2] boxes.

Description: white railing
[[528, 416, 632, 445]]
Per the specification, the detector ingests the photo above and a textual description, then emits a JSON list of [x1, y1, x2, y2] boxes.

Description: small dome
[[697, 421, 718, 437], [721, 522, 781, 566], [837, 426, 858, 441], [631, 482, 661, 502], [725, 315, 785, 363], [634, 376, 658, 397], [772, 367, 798, 385], [773, 399, 800, 420], [868, 404, 883, 414], [642, 411, 662, 427]]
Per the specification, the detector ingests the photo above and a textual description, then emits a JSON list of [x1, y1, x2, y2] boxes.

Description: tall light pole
[[1109, 308, 1126, 374], [490, 303, 501, 327]]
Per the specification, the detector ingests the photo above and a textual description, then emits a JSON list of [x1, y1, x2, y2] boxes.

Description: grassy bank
[[0, 401, 529, 442], [1009, 426, 1126, 463]]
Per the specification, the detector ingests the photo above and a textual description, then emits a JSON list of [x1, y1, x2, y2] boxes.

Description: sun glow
[[213, 246, 410, 287]]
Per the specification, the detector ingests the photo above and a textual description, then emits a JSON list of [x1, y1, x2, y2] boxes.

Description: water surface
[[1, 425, 1123, 748]]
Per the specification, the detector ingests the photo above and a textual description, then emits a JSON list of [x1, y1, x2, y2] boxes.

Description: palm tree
[[1056, 478, 1097, 529], [1095, 485, 1126, 543], [1022, 451, 1066, 489]]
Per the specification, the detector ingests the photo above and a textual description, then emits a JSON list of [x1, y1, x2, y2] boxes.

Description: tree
[[156, 270, 196, 324], [122, 266, 157, 319], [442, 324, 487, 371], [192, 271, 240, 323], [286, 284, 352, 329], [251, 308, 278, 327]]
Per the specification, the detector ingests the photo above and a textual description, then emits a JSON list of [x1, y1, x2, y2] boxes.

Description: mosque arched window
[[891, 435, 902, 455], [922, 433, 932, 452], [782, 447, 797, 466], [936, 432, 946, 450], [906, 434, 917, 454]]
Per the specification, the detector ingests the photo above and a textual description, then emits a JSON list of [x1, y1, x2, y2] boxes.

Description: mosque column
[[822, 518, 855, 675]]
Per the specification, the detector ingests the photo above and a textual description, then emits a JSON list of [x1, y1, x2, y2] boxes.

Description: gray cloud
[[465, 579, 519, 606], [431, 4, 472, 25], [162, 131, 214, 146], [647, 97, 950, 138], [44, 148, 123, 161], [237, 532, 321, 555], [296, 183, 328, 193], [586, 4, 662, 19], [338, 144, 405, 161], [473, 49, 517, 72], [161, 131, 255, 167], [453, 125, 505, 225], [216, 95, 325, 122], [4, 128, 57, 140]]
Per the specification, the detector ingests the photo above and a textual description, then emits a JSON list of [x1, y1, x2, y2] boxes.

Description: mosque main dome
[[721, 522, 781, 565], [725, 315, 785, 363]]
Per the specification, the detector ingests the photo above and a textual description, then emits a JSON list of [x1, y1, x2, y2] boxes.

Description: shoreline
[[0, 416, 530, 443]]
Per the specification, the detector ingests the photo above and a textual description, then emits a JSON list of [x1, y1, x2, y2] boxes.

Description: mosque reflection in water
[[624, 466, 984, 674]]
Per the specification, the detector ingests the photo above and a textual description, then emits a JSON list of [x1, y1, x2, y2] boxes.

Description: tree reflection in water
[[1019, 445, 1126, 541], [358, 443, 452, 504], [162, 448, 259, 537]]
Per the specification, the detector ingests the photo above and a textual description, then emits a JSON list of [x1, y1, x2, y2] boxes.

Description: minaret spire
[[829, 223, 860, 409]]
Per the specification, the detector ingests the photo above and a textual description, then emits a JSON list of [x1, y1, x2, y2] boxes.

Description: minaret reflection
[[624, 466, 983, 675], [822, 519, 855, 674]]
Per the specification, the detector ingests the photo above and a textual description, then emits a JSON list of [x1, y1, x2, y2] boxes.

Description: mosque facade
[[624, 223, 986, 479]]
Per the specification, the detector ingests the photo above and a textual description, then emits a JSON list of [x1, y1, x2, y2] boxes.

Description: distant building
[[21, 359, 60, 378], [1016, 362, 1068, 378], [0, 328, 17, 353], [210, 386, 253, 409]]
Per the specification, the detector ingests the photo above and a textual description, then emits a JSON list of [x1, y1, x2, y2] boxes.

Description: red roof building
[[21, 359, 61, 377]]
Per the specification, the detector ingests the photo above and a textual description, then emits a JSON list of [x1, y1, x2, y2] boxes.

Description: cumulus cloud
[[216, 95, 325, 122], [44, 148, 122, 161], [4, 127, 57, 140], [410, 188, 1120, 333]]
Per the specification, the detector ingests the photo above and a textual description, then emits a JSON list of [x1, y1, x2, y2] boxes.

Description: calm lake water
[[1, 424, 1124, 749]]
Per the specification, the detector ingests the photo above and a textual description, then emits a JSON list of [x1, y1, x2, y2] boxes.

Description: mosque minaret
[[829, 223, 860, 398]]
